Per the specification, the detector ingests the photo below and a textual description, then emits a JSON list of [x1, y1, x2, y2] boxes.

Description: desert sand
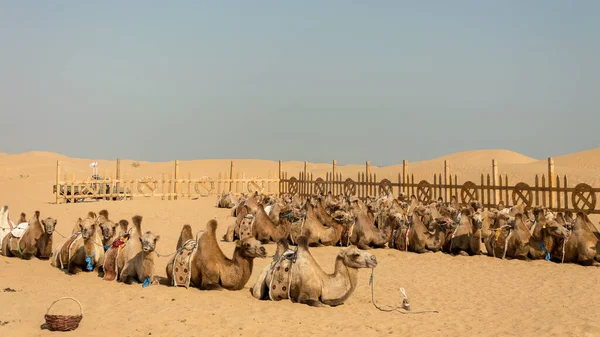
[[1, 149, 600, 337]]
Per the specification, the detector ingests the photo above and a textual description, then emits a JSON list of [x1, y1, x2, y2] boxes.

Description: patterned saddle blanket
[[238, 215, 255, 240], [171, 239, 197, 288], [57, 232, 81, 269], [268, 249, 297, 301]]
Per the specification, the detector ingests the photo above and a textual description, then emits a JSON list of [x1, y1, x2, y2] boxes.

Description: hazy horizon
[[1, 2, 598, 166]]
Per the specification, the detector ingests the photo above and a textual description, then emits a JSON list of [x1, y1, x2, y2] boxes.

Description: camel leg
[[356, 242, 371, 250], [301, 299, 328, 307], [297, 292, 327, 307], [455, 250, 469, 257]]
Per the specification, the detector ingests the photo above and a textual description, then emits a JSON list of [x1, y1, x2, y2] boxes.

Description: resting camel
[[447, 209, 484, 256], [290, 199, 344, 246], [169, 219, 266, 290], [1, 211, 56, 260], [348, 199, 395, 249], [406, 206, 451, 253], [60, 215, 106, 273], [96, 210, 127, 250], [217, 192, 238, 209], [558, 212, 600, 266], [485, 213, 569, 260], [117, 215, 160, 285], [250, 234, 377, 307]]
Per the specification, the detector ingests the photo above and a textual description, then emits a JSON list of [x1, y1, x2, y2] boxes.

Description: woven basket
[[44, 297, 83, 332]]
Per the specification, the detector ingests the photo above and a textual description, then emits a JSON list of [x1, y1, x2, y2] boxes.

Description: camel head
[[77, 217, 97, 240], [332, 209, 355, 225], [339, 246, 377, 269], [471, 210, 484, 229], [139, 231, 160, 253], [237, 237, 267, 259], [41, 217, 57, 235], [540, 217, 571, 239], [100, 220, 118, 240]]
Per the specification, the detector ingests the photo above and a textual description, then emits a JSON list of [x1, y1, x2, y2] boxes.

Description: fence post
[[403, 160, 408, 197], [304, 161, 308, 196], [332, 160, 337, 195], [55, 161, 61, 204], [174, 160, 180, 200], [492, 159, 499, 205], [444, 160, 450, 201], [229, 160, 235, 193], [278, 160, 282, 195], [116, 158, 121, 195], [548, 157, 555, 209]]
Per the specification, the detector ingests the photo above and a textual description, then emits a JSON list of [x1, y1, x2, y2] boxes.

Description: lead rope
[[369, 268, 438, 314], [561, 229, 572, 264]]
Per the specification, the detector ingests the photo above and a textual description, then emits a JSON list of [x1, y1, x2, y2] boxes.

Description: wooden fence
[[54, 160, 279, 204], [280, 159, 600, 215]]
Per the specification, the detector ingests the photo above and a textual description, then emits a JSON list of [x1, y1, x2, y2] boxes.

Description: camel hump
[[180, 224, 193, 242], [296, 229, 312, 249], [119, 219, 129, 227], [88, 211, 97, 219], [205, 219, 218, 233], [34, 210, 40, 219], [99, 210, 109, 219], [132, 215, 143, 226]]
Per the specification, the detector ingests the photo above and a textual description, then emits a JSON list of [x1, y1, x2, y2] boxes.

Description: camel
[[557, 212, 600, 266], [289, 200, 344, 246], [217, 192, 238, 209], [1, 211, 56, 260], [225, 203, 291, 244], [231, 193, 248, 217], [485, 213, 570, 260], [447, 209, 484, 256], [72, 211, 97, 234], [117, 215, 160, 285], [348, 199, 395, 249], [250, 234, 377, 307], [168, 219, 266, 290], [58, 215, 105, 274], [406, 206, 451, 253], [96, 210, 126, 251]]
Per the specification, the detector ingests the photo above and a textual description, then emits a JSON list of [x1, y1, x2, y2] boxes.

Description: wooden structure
[[54, 157, 600, 215], [54, 160, 278, 204], [280, 158, 600, 215]]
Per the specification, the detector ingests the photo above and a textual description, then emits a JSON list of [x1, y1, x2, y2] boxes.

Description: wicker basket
[[44, 297, 83, 332]]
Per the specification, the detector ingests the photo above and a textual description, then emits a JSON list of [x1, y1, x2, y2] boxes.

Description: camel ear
[[154, 235, 160, 242], [235, 240, 243, 248], [139, 237, 143, 243], [41, 219, 46, 225]]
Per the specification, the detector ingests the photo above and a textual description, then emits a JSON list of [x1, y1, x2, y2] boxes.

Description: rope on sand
[[369, 268, 439, 315]]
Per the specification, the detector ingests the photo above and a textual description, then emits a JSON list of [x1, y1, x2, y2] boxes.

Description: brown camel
[[117, 215, 160, 284], [174, 219, 267, 290], [217, 192, 238, 208], [250, 234, 377, 307], [557, 212, 600, 266], [1, 211, 56, 260], [348, 199, 395, 249], [406, 206, 451, 253], [290, 200, 344, 246], [485, 213, 569, 260], [61, 215, 106, 274], [447, 209, 484, 256]]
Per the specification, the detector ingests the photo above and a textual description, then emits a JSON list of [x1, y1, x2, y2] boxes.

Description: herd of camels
[[1, 190, 599, 307]]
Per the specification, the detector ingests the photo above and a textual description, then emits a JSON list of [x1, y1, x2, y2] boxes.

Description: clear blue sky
[[1, 1, 598, 165]]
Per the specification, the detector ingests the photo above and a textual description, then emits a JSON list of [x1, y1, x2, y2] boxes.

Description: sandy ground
[[1, 149, 600, 337]]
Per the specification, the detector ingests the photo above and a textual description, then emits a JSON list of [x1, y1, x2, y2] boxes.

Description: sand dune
[[1, 148, 600, 336]]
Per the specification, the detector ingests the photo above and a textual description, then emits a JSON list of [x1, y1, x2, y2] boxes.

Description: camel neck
[[83, 235, 96, 256], [321, 256, 358, 305], [232, 248, 253, 285]]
